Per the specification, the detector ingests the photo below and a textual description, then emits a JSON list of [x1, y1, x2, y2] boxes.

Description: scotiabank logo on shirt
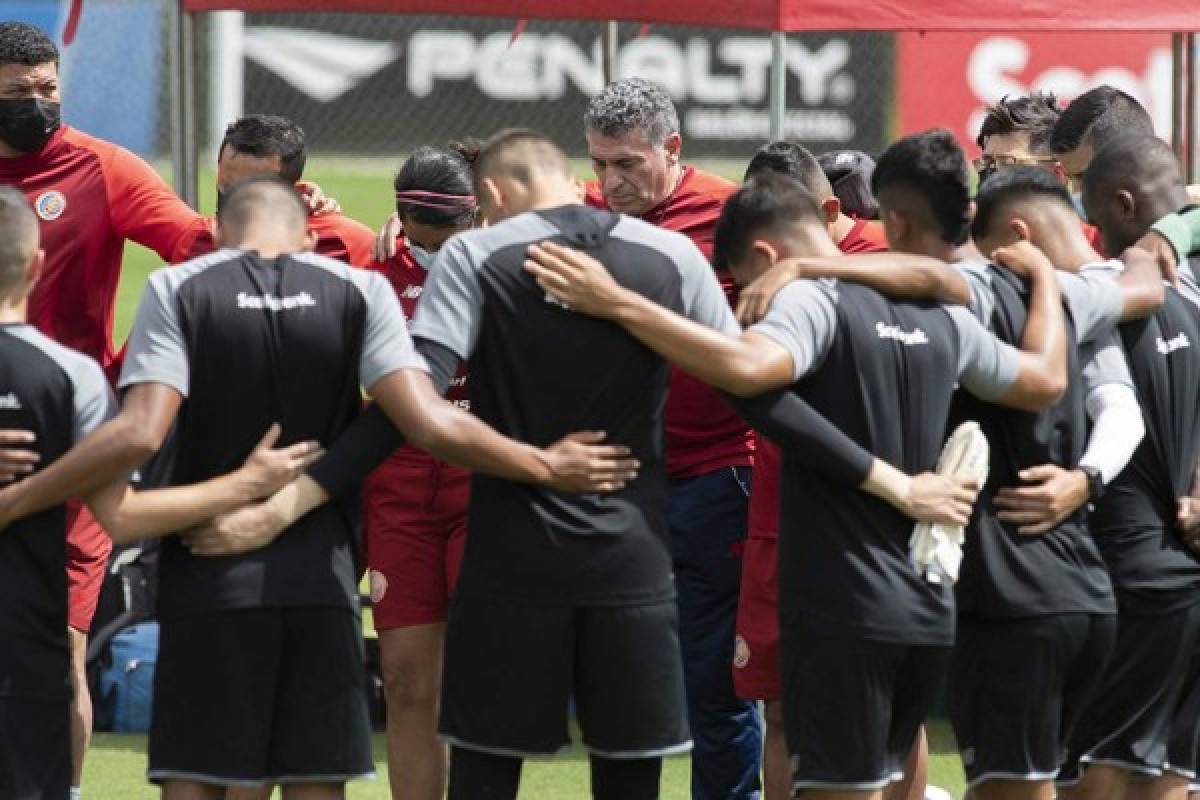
[[876, 321, 929, 346], [236, 291, 317, 311]]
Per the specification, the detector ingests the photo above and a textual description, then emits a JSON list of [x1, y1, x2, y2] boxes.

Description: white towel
[[909, 421, 989, 585]]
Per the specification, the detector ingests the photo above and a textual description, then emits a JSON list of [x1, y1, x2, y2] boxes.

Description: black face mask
[[0, 97, 61, 154]]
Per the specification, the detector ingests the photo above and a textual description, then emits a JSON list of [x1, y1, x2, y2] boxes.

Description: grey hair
[[0, 186, 38, 293], [584, 77, 680, 147]]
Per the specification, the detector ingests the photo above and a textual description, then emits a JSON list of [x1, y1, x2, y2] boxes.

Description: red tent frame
[[167, 1, 1199, 205]]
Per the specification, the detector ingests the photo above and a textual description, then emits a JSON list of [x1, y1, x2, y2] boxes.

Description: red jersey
[[841, 218, 889, 253], [747, 226, 887, 539], [308, 210, 376, 268], [586, 166, 754, 478], [0, 126, 211, 375], [369, 236, 471, 462]]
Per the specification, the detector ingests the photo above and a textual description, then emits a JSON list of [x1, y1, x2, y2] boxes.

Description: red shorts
[[733, 535, 780, 701], [65, 501, 112, 633], [364, 452, 469, 630]]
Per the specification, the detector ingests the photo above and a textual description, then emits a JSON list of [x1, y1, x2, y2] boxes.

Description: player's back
[[411, 204, 735, 607], [775, 281, 962, 643], [0, 325, 111, 700], [121, 247, 408, 618]]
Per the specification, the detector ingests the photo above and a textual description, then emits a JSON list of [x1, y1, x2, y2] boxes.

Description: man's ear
[[482, 177, 505, 221], [1049, 162, 1068, 186], [1116, 189, 1137, 220], [1008, 217, 1033, 241], [821, 196, 842, 227], [750, 238, 781, 267], [24, 249, 44, 288], [965, 199, 977, 224], [883, 207, 908, 243], [663, 132, 683, 164], [302, 227, 319, 253]]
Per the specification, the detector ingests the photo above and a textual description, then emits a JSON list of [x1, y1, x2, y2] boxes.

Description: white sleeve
[[1079, 382, 1144, 485]]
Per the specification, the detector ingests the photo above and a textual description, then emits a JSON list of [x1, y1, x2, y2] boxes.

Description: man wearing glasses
[[973, 92, 1065, 185]]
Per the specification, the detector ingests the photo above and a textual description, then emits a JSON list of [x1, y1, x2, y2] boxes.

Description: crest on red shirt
[[34, 190, 66, 222]]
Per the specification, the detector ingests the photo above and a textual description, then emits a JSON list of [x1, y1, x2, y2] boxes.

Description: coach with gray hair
[[583, 77, 763, 799]]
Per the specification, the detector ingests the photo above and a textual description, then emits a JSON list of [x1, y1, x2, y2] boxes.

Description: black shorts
[[950, 613, 1117, 787], [439, 594, 690, 758], [148, 607, 374, 787], [781, 630, 949, 790], [1062, 595, 1200, 782], [0, 697, 70, 800]]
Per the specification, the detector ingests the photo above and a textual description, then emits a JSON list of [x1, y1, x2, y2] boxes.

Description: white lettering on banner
[[686, 109, 855, 141], [400, 285, 423, 299], [0, 392, 21, 410], [965, 36, 1173, 140], [236, 291, 317, 312], [1158, 333, 1191, 355], [876, 321, 930, 346], [407, 31, 857, 109]]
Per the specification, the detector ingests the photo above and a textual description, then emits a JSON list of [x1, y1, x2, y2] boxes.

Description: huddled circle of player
[[1, 17, 1200, 800]]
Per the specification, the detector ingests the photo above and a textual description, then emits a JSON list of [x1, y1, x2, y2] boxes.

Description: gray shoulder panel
[[7, 326, 116, 442]]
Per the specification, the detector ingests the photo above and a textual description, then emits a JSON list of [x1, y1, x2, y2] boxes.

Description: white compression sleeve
[[1079, 382, 1145, 485]]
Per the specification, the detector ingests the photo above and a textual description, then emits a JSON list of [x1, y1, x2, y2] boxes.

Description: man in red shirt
[[215, 114, 375, 268], [0, 23, 214, 798], [582, 76, 759, 799]]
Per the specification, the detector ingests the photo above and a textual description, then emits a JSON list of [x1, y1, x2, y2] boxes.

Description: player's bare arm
[[0, 383, 315, 535], [526, 241, 795, 396], [528, 240, 982, 525], [84, 423, 320, 544], [184, 367, 640, 558], [735, 252, 973, 326], [987, 241, 1069, 410], [0, 428, 38, 482]]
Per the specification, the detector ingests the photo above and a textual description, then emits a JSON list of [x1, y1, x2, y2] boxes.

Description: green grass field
[[98, 160, 967, 798], [84, 723, 966, 799]]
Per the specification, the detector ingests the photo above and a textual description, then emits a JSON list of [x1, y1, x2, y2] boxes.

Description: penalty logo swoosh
[[243, 27, 400, 103]]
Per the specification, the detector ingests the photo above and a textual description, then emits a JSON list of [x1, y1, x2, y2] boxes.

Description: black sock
[[589, 754, 662, 800], [447, 746, 523, 800]]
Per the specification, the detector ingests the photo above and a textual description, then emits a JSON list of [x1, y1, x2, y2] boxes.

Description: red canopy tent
[[168, 0, 1199, 204]]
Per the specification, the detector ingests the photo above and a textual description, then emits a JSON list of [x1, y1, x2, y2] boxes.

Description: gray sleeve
[[747, 280, 838, 381], [414, 338, 461, 395], [118, 272, 190, 396], [409, 234, 484, 360], [955, 261, 995, 322], [1178, 261, 1200, 309], [1080, 335, 1134, 391], [69, 357, 117, 443], [947, 306, 1021, 402], [1058, 269, 1125, 344], [357, 271, 428, 390], [672, 236, 740, 335]]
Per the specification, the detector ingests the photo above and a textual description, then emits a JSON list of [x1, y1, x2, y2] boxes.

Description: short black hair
[[1050, 85, 1154, 155], [0, 22, 58, 67], [970, 166, 1073, 242], [713, 172, 823, 271], [1083, 134, 1183, 204], [394, 145, 476, 228], [743, 141, 832, 198], [872, 129, 972, 246], [219, 115, 307, 184], [216, 175, 307, 235], [976, 92, 1061, 153], [473, 128, 572, 188]]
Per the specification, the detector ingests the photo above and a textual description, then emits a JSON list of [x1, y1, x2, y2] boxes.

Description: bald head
[[0, 186, 40, 297], [215, 175, 309, 250], [1082, 135, 1186, 254]]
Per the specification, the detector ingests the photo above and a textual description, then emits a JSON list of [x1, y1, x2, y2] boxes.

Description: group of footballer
[[1, 16, 1200, 800]]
